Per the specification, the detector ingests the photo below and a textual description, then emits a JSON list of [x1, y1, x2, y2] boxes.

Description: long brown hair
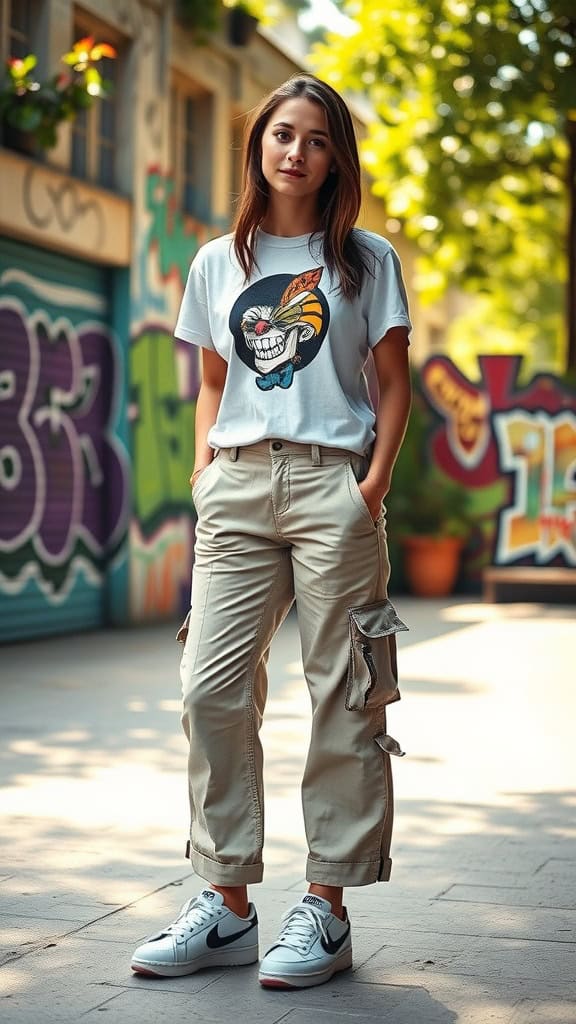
[[233, 74, 371, 300]]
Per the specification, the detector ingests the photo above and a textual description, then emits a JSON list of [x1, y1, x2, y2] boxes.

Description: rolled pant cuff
[[189, 845, 264, 885], [306, 855, 392, 886]]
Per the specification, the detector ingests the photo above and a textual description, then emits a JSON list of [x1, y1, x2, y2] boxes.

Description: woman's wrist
[[189, 460, 212, 486], [363, 470, 391, 501]]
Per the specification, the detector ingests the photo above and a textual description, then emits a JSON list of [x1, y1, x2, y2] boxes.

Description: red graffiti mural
[[421, 355, 576, 568]]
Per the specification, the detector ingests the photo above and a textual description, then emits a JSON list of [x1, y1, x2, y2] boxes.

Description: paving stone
[[228, 969, 508, 1024], [355, 933, 576, 984], [0, 937, 223, 1019], [1, 862, 192, 891], [387, 898, 576, 944], [509, 998, 576, 1023], [387, 871, 534, 901], [537, 857, 576, 878], [352, 972, 574, 1024], [161, 968, 459, 1024], [76, 881, 220, 944], [273, 1009, 403, 1023], [391, 846, 550, 876], [80, 986, 288, 1023], [0, 896, 123, 922], [330, 892, 573, 947], [0, 916, 78, 967], [436, 881, 576, 910]]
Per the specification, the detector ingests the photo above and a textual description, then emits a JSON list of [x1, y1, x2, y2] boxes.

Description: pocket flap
[[349, 599, 408, 640], [176, 610, 191, 644], [374, 732, 406, 757]]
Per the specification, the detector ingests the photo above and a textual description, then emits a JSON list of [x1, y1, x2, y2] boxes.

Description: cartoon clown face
[[242, 298, 317, 374], [238, 268, 324, 388]]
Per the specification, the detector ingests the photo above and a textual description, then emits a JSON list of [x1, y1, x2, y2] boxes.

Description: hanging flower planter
[[0, 121, 39, 156], [0, 38, 116, 153], [176, 0, 259, 45], [227, 5, 259, 45]]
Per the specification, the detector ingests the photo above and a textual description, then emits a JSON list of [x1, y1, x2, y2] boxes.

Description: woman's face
[[260, 97, 334, 204]]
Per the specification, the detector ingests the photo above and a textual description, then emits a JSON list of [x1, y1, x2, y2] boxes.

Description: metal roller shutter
[[0, 236, 121, 641]]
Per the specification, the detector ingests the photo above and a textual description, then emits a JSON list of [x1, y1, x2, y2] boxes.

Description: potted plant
[[177, 0, 259, 44], [389, 468, 472, 597], [0, 36, 116, 154], [227, 3, 259, 45], [385, 383, 473, 597], [177, 0, 222, 36]]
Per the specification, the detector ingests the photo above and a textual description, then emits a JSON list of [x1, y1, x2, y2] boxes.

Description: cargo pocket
[[345, 598, 408, 711]]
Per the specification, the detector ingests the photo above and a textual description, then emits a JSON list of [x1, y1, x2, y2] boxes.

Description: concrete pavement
[[1, 597, 575, 1023]]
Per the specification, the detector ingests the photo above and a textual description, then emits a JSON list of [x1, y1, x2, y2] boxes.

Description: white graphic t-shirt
[[175, 228, 411, 455]]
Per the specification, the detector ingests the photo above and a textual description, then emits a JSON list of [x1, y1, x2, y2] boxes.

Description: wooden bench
[[483, 565, 576, 604]]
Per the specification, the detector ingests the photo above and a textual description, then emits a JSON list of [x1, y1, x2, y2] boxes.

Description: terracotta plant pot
[[401, 535, 464, 597]]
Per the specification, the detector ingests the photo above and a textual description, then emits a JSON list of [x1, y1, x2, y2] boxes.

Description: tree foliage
[[312, 0, 576, 372]]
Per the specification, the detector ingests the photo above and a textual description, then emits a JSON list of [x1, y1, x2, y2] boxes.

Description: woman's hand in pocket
[[190, 463, 211, 489], [358, 478, 388, 522]]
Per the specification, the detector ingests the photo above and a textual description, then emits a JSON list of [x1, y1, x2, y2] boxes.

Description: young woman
[[131, 73, 411, 990]]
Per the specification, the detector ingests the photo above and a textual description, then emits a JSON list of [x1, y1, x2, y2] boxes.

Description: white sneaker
[[258, 893, 352, 989], [131, 888, 258, 977]]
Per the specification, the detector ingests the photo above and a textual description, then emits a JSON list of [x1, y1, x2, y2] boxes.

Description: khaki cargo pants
[[178, 439, 406, 887]]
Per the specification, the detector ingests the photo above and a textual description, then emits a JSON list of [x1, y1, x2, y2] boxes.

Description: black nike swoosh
[[320, 923, 351, 955], [205, 917, 257, 949]]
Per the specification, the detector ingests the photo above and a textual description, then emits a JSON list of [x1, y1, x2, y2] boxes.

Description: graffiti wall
[[0, 245, 130, 640], [421, 354, 576, 576], [129, 167, 208, 620]]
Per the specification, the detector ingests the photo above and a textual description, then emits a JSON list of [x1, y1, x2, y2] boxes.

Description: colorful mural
[[494, 412, 576, 564], [129, 167, 207, 619], [0, 278, 129, 637], [129, 327, 198, 616], [134, 167, 205, 321], [422, 355, 576, 572], [0, 162, 210, 633]]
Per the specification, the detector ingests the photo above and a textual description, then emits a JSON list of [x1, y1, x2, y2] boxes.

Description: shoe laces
[[163, 896, 219, 941], [276, 904, 329, 954]]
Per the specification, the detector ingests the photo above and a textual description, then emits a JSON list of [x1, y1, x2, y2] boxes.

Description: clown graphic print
[[230, 268, 330, 391]]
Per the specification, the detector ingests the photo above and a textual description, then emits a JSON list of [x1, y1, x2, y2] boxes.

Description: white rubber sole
[[258, 947, 353, 989], [131, 943, 259, 978]]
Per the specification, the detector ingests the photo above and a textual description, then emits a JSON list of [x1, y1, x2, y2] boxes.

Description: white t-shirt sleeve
[[174, 252, 215, 350], [364, 246, 412, 349]]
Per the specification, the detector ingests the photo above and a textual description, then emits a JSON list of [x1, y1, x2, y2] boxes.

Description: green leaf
[[6, 103, 42, 131]]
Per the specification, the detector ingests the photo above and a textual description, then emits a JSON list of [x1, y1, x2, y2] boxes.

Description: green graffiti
[[131, 329, 195, 533], [146, 171, 201, 285]]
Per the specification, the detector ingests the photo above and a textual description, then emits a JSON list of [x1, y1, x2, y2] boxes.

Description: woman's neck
[[260, 197, 321, 238]]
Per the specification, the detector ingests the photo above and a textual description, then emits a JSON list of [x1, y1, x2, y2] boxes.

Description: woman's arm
[[358, 326, 412, 521], [189, 348, 228, 487]]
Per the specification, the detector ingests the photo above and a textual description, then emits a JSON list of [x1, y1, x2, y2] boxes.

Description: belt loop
[[229, 446, 239, 462], [311, 444, 321, 466]]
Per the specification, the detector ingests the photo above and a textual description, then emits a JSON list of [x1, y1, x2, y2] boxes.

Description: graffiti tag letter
[[423, 359, 491, 469], [494, 410, 576, 564]]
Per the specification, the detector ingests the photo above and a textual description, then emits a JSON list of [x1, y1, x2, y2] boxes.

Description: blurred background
[[1, 0, 575, 643]]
